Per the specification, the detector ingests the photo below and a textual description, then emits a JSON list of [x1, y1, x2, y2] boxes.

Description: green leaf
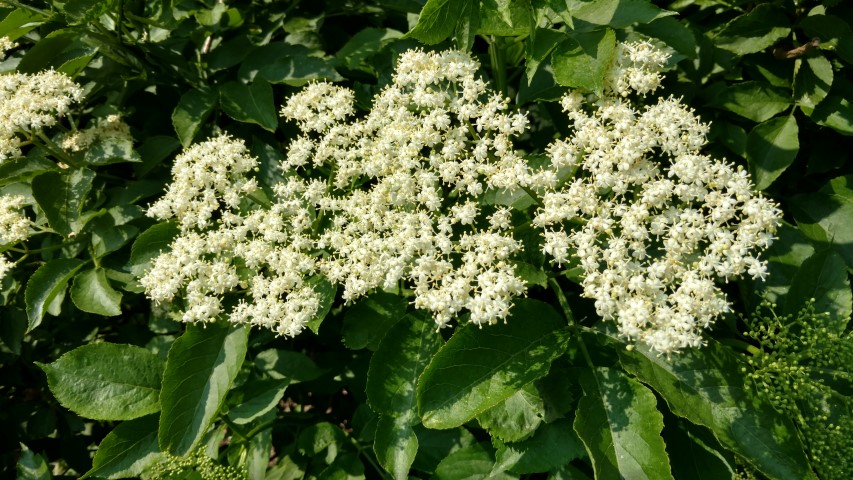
[[525, 28, 565, 84], [305, 275, 336, 334], [616, 337, 817, 480], [247, 413, 274, 480], [750, 222, 816, 309], [335, 28, 404, 75], [794, 56, 833, 109], [492, 418, 584, 475], [31, 168, 96, 237], [172, 88, 218, 147], [412, 425, 477, 474], [0, 155, 57, 187], [159, 323, 249, 455], [254, 348, 324, 383], [477, 0, 532, 37], [635, 17, 696, 59], [0, 8, 45, 40], [58, 51, 96, 77], [84, 134, 140, 166], [227, 379, 289, 425], [38, 343, 164, 420], [16, 443, 50, 480], [714, 81, 791, 123], [552, 29, 617, 96], [25, 259, 84, 331], [571, 0, 674, 28], [82, 415, 163, 479], [70, 268, 123, 316], [129, 221, 180, 276], [367, 314, 443, 416], [374, 414, 418, 480], [298, 422, 345, 457], [219, 80, 278, 132], [452, 0, 479, 51], [784, 249, 851, 333], [318, 453, 364, 480], [665, 420, 736, 480], [63, 0, 117, 25], [91, 217, 139, 258], [809, 94, 853, 136], [417, 299, 571, 429], [713, 5, 791, 56], [792, 175, 853, 268], [343, 292, 408, 350], [207, 36, 254, 72], [799, 14, 853, 64], [17, 29, 77, 73], [517, 62, 564, 105], [746, 114, 799, 190], [260, 56, 343, 86], [477, 383, 544, 442], [711, 121, 747, 158], [573, 367, 673, 480], [408, 0, 475, 45], [433, 443, 515, 480], [0, 308, 27, 355]]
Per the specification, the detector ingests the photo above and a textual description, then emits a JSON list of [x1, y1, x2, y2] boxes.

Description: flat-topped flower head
[[535, 42, 780, 354], [280, 48, 530, 328], [0, 70, 83, 161]]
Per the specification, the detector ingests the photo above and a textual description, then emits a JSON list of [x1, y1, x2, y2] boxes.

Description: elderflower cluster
[[147, 135, 259, 231], [143, 49, 533, 336], [605, 40, 670, 97], [0, 37, 16, 60], [281, 49, 532, 326], [0, 70, 83, 161], [0, 194, 30, 283], [535, 75, 779, 353], [0, 194, 30, 244], [141, 136, 322, 336], [61, 114, 132, 152]]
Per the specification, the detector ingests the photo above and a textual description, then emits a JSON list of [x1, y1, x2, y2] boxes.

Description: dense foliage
[[1, 0, 851, 479]]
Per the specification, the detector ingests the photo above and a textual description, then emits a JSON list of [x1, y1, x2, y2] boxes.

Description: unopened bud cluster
[[744, 300, 852, 479]]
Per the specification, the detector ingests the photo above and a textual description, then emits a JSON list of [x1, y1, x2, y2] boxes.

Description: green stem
[[718, 337, 761, 355], [221, 416, 248, 441], [548, 277, 596, 368], [34, 131, 79, 167], [488, 37, 507, 97], [348, 435, 389, 479], [5, 1, 51, 16]]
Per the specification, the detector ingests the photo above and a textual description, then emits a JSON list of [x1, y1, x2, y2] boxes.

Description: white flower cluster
[[0, 70, 83, 160], [605, 40, 670, 97], [534, 92, 780, 353], [143, 49, 532, 335], [0, 37, 16, 61], [141, 135, 321, 336], [0, 194, 30, 244], [0, 194, 30, 283], [61, 114, 132, 153], [147, 135, 259, 231], [281, 49, 531, 326], [144, 44, 780, 352]]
